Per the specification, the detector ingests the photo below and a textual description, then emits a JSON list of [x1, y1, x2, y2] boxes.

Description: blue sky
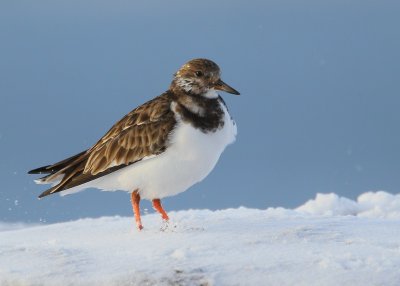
[[1, 0, 399, 223]]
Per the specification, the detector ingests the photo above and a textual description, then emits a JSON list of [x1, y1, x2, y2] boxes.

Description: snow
[[296, 191, 400, 218], [1, 191, 400, 286]]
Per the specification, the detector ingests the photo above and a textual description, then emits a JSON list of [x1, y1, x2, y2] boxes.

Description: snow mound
[[296, 191, 400, 218], [1, 191, 400, 286]]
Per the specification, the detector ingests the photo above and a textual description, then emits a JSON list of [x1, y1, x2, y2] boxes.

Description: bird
[[28, 58, 239, 230]]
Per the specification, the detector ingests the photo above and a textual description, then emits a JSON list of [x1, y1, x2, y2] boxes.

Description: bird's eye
[[195, 71, 203, 77]]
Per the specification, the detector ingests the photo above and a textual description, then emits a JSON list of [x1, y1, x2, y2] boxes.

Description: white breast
[[62, 101, 237, 200]]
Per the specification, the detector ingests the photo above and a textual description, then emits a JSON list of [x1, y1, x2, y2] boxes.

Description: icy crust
[[296, 191, 400, 218], [1, 191, 400, 286]]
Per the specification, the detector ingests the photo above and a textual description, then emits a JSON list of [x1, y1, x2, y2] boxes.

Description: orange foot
[[131, 190, 143, 230], [152, 198, 169, 221]]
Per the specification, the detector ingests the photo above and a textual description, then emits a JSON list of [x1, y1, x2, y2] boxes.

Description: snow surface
[[1, 191, 400, 286]]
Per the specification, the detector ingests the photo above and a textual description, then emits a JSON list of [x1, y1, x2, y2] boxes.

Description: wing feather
[[35, 92, 177, 197], [84, 93, 176, 175]]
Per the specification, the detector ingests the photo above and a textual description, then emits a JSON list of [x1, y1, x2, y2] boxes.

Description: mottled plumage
[[29, 58, 239, 230]]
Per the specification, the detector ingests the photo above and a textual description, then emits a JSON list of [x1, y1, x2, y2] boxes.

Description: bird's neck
[[168, 90, 225, 133], [171, 89, 219, 116]]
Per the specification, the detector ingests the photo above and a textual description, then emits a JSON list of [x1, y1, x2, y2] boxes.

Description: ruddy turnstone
[[29, 58, 239, 230]]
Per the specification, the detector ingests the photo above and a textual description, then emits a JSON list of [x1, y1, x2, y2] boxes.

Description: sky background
[[1, 0, 399, 223]]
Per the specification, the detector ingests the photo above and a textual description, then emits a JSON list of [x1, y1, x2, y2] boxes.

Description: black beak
[[213, 79, 240, 95]]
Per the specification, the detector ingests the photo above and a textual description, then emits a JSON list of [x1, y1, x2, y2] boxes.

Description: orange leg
[[131, 190, 143, 230], [152, 199, 169, 221]]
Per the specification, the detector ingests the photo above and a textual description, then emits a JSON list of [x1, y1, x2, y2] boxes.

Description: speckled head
[[170, 58, 240, 98]]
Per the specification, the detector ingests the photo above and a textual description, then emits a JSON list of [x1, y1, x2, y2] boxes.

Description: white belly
[[62, 102, 237, 200]]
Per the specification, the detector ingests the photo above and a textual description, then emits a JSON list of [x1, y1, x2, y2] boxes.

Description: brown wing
[[36, 92, 176, 198], [84, 97, 176, 175]]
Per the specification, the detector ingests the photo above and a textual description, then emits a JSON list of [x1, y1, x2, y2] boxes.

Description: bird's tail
[[28, 150, 88, 197], [28, 150, 86, 175]]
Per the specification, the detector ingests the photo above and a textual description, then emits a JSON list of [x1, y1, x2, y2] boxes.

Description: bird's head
[[170, 58, 240, 98]]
